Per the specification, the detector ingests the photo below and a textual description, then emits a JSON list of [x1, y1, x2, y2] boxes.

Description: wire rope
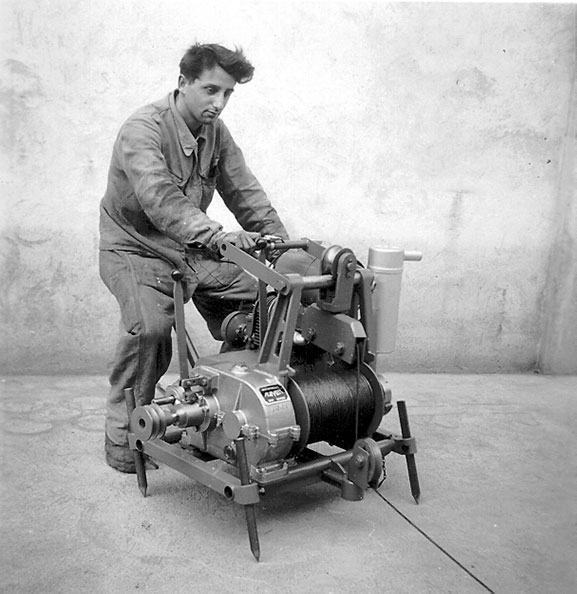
[[373, 488, 495, 594]]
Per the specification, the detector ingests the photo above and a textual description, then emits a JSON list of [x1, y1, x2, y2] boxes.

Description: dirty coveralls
[[99, 91, 288, 468]]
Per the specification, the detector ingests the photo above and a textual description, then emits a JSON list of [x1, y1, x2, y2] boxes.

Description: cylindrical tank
[[367, 246, 422, 354]]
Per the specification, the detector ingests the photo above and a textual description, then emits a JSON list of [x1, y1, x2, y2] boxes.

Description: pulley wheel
[[220, 311, 248, 348], [349, 437, 383, 489]]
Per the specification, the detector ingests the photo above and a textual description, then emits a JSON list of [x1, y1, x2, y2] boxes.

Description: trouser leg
[[105, 311, 172, 446], [100, 251, 185, 450]]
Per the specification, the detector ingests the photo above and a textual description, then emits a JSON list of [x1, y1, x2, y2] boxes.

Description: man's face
[[177, 65, 236, 131]]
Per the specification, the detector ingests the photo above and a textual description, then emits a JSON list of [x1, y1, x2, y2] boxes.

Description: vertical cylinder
[[367, 246, 405, 354]]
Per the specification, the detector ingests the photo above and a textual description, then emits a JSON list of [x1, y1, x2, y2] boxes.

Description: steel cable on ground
[[372, 488, 495, 594]]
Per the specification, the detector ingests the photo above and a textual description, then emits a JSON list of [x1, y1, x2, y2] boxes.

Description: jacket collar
[[169, 90, 208, 157]]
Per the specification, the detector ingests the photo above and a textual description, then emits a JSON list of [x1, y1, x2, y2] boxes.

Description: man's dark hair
[[179, 44, 255, 84]]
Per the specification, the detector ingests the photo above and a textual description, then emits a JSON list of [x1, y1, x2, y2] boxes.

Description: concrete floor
[[1, 373, 576, 593]]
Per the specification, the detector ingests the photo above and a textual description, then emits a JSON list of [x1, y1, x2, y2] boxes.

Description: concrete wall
[[1, 1, 576, 374]]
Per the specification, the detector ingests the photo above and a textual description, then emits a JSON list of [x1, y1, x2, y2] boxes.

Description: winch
[[126, 236, 422, 560]]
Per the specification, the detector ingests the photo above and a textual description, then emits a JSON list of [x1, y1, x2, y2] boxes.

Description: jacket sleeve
[[216, 123, 289, 240], [116, 114, 223, 246]]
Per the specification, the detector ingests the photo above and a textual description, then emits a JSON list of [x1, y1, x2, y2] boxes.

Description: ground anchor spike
[[125, 387, 148, 497], [397, 400, 421, 504], [235, 437, 261, 561]]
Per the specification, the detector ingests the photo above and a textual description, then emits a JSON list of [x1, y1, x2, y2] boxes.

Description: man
[[99, 43, 289, 472]]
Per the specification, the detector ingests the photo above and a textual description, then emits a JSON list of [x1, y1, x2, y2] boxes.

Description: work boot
[[104, 435, 159, 473]]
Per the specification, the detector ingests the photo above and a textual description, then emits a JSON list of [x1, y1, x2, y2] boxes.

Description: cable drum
[[288, 364, 385, 452]]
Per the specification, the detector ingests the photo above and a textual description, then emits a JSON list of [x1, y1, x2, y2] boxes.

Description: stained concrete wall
[[1, 1, 576, 374]]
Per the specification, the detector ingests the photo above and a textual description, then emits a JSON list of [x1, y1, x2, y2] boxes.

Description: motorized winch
[[127, 236, 422, 560]]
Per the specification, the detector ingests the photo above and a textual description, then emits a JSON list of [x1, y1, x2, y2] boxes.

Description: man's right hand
[[212, 230, 262, 253]]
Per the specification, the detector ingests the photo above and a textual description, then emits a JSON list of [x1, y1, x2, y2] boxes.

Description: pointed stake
[[125, 388, 149, 498], [236, 438, 261, 561], [397, 400, 421, 504], [134, 452, 148, 498], [245, 505, 261, 561], [406, 455, 421, 504]]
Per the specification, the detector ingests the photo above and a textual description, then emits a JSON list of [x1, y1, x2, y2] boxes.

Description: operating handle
[[255, 236, 312, 252]]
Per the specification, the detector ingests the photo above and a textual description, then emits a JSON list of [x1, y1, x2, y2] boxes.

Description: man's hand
[[216, 230, 262, 252]]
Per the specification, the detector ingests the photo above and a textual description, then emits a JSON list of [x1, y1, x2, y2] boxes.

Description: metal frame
[[127, 429, 416, 503]]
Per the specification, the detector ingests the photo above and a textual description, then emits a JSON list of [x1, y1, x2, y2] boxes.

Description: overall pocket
[[199, 173, 217, 211]]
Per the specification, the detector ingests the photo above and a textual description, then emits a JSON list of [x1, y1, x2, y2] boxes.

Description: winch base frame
[[127, 427, 417, 504]]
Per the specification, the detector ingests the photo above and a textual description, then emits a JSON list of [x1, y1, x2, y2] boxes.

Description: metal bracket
[[300, 304, 367, 364], [347, 437, 384, 489], [392, 435, 418, 456]]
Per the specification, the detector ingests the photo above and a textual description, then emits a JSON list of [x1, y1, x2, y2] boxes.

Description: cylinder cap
[[368, 246, 405, 271]]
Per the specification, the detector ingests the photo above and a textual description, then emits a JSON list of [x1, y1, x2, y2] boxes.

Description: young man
[[99, 44, 289, 472]]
